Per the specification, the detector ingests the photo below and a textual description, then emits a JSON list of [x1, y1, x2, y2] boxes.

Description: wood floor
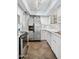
[[23, 41, 57, 59]]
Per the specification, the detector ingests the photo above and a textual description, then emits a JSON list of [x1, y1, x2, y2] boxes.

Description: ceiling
[[18, 0, 61, 16], [25, 0, 52, 11]]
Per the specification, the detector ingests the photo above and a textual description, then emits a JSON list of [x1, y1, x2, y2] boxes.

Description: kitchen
[[17, 0, 61, 59]]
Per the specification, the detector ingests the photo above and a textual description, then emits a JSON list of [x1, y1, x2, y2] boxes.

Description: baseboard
[[23, 40, 41, 42], [29, 40, 41, 42]]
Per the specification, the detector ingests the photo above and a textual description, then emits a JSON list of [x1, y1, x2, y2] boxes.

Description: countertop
[[42, 29, 61, 38]]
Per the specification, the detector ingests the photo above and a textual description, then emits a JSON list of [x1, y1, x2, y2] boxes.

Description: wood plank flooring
[[23, 41, 57, 59]]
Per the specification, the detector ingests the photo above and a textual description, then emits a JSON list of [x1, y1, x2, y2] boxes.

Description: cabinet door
[[53, 35, 61, 59], [46, 32, 51, 45], [41, 30, 47, 40], [50, 33, 56, 51], [53, 44, 61, 59], [45, 31, 48, 40], [41, 31, 44, 40], [54, 35, 61, 47], [50, 34, 54, 50]]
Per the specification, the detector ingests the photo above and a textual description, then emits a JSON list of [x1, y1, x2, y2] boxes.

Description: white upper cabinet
[[57, 7, 61, 24], [40, 16, 51, 25]]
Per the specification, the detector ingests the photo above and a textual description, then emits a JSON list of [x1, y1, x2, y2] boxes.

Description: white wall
[[17, 6, 24, 31], [22, 14, 30, 32], [17, 6, 30, 32]]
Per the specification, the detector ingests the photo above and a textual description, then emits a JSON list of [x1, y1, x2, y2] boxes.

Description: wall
[[25, 15, 30, 32], [17, 6, 30, 32], [17, 6, 24, 31]]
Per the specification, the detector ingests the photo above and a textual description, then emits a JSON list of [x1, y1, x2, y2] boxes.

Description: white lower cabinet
[[47, 31, 61, 59], [41, 30, 50, 40], [41, 30, 61, 59], [51, 34, 61, 59]]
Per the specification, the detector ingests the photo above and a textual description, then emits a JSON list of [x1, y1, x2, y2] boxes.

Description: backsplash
[[41, 24, 61, 32]]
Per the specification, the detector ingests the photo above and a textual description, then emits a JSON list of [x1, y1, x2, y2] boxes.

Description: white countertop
[[42, 29, 61, 38]]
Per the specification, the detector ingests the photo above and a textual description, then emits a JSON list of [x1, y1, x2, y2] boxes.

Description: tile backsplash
[[41, 24, 61, 32]]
